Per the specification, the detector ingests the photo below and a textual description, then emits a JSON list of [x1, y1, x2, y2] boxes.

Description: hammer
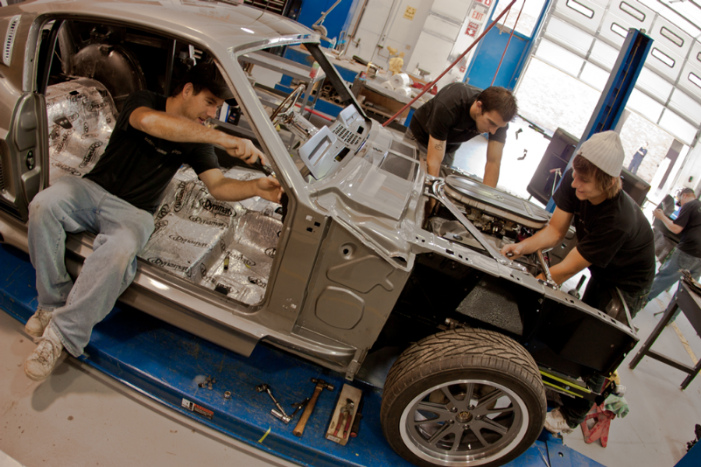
[[293, 378, 334, 437]]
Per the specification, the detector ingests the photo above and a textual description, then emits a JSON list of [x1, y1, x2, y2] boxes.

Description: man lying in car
[[23, 62, 283, 381], [501, 131, 655, 435]]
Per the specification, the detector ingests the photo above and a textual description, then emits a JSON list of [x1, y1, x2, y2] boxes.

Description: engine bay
[[427, 175, 553, 279]]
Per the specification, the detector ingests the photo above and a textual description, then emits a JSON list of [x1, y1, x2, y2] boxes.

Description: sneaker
[[544, 408, 574, 435], [25, 307, 53, 338], [24, 326, 63, 381]]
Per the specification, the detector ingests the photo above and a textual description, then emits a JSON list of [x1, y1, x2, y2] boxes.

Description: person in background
[[651, 194, 680, 263], [627, 141, 648, 175], [501, 131, 655, 435], [647, 188, 701, 310], [405, 84, 517, 187]]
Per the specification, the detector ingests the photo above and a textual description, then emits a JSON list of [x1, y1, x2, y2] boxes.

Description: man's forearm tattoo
[[434, 141, 444, 151]]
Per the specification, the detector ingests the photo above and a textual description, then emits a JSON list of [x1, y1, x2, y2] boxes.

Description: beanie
[[579, 131, 624, 177]]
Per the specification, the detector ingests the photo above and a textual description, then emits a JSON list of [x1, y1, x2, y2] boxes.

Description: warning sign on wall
[[404, 6, 416, 20]]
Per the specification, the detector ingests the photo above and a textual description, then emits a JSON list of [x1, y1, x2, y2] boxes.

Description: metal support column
[[546, 28, 653, 212]]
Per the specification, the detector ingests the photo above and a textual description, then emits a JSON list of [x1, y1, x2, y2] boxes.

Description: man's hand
[[255, 176, 283, 203], [501, 242, 527, 260], [219, 134, 267, 166], [653, 208, 666, 220]]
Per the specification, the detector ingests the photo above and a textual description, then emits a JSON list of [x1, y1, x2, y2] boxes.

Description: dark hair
[[477, 86, 518, 121], [573, 154, 621, 199], [680, 187, 696, 198], [170, 82, 206, 98]]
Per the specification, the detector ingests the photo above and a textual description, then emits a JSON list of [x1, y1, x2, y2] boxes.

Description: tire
[[381, 328, 546, 467]]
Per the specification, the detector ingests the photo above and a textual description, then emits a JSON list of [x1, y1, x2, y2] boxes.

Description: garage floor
[[1, 119, 700, 467]]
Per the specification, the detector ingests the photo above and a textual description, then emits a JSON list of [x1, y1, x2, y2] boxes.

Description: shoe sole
[[23, 362, 52, 381]]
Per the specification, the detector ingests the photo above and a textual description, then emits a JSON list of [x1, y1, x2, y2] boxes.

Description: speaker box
[[527, 128, 578, 205], [620, 167, 650, 206], [527, 128, 651, 206]]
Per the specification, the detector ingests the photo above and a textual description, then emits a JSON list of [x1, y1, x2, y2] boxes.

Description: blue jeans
[[28, 177, 154, 357], [628, 153, 644, 174], [648, 248, 701, 302]]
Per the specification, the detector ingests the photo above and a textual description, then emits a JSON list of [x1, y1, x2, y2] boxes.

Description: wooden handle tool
[[293, 378, 333, 437]]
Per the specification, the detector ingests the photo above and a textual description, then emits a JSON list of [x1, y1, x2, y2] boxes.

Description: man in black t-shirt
[[652, 194, 680, 262], [501, 131, 655, 435], [406, 84, 517, 187], [23, 63, 282, 381], [648, 187, 701, 303]]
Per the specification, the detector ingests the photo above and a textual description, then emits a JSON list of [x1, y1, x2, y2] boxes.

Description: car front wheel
[[381, 328, 546, 467]]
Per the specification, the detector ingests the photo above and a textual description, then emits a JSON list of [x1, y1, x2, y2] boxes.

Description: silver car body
[[0, 0, 637, 386]]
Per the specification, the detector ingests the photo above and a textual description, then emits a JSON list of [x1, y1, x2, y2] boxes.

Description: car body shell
[[0, 0, 638, 389]]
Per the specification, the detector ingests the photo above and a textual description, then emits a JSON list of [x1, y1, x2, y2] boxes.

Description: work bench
[[630, 281, 701, 389]]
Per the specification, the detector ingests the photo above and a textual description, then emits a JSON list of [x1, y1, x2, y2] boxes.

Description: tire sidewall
[[382, 361, 546, 467]]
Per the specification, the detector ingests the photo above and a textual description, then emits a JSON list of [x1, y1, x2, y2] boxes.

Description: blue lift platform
[[0, 243, 602, 467]]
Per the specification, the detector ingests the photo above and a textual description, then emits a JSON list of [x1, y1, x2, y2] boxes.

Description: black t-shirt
[[652, 195, 680, 242], [85, 90, 219, 213], [553, 169, 655, 293], [409, 83, 507, 155], [674, 199, 701, 257]]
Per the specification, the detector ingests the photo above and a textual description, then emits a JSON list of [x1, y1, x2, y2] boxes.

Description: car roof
[[10, 0, 316, 51]]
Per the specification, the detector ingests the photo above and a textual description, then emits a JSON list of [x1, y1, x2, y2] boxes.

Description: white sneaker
[[24, 325, 63, 381], [544, 408, 574, 435], [25, 308, 53, 338]]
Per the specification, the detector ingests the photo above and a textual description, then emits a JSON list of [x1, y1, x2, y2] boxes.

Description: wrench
[[255, 383, 288, 417]]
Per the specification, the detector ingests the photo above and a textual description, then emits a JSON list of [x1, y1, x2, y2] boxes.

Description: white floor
[[0, 310, 297, 467]]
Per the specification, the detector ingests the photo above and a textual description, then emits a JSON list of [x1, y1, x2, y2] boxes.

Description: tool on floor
[[271, 408, 293, 424], [272, 397, 310, 424], [291, 398, 309, 416], [580, 402, 616, 447], [326, 384, 363, 445], [517, 149, 527, 160], [332, 399, 355, 438], [515, 128, 523, 139], [256, 383, 289, 419], [293, 378, 334, 437], [349, 398, 364, 438], [199, 375, 216, 389]]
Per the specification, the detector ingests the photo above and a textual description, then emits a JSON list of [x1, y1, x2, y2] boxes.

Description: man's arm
[[653, 209, 684, 234], [129, 107, 266, 165], [426, 136, 446, 177], [199, 168, 282, 204], [542, 247, 591, 285], [501, 207, 573, 259], [483, 139, 504, 188]]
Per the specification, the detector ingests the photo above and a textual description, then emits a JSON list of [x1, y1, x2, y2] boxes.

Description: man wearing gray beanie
[[501, 130, 655, 435]]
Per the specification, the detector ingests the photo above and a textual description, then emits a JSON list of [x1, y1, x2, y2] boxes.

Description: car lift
[[546, 28, 653, 212], [0, 242, 605, 466]]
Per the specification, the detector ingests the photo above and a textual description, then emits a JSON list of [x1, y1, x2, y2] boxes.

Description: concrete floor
[[2, 119, 700, 467], [0, 308, 297, 467]]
